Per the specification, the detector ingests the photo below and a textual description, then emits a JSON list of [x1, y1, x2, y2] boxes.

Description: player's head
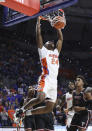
[[75, 75, 88, 88], [68, 81, 75, 93], [84, 87, 92, 94], [44, 41, 55, 50], [28, 86, 35, 98], [84, 87, 92, 100]]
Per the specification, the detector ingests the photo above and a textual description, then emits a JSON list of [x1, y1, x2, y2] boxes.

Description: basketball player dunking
[[16, 16, 64, 117]]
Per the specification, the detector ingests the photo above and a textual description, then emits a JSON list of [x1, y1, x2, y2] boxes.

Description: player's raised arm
[[36, 17, 43, 49], [56, 29, 63, 53]]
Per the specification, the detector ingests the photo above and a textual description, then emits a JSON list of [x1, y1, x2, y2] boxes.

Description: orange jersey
[[8, 109, 15, 120]]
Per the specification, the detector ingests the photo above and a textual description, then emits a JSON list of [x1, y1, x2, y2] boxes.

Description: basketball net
[[40, 9, 66, 29]]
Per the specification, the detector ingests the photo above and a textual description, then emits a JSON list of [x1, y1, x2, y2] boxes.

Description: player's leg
[[24, 80, 56, 115], [25, 129, 32, 131], [27, 82, 57, 115], [24, 115, 36, 131], [33, 81, 57, 115], [23, 78, 49, 111], [23, 91, 46, 110], [66, 114, 75, 131], [16, 81, 56, 117], [35, 114, 45, 131], [13, 93, 46, 124], [78, 128, 86, 131], [67, 126, 77, 131], [45, 112, 54, 131], [78, 111, 90, 131], [69, 113, 79, 131], [26, 101, 55, 115]]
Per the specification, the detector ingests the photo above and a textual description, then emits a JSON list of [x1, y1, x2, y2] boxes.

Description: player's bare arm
[[56, 29, 63, 53], [74, 88, 92, 112], [84, 87, 92, 100], [73, 106, 86, 112], [60, 95, 68, 113], [84, 88, 92, 110], [60, 94, 65, 108], [36, 17, 43, 49]]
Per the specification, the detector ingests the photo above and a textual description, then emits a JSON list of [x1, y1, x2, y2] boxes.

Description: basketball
[[52, 16, 66, 29]]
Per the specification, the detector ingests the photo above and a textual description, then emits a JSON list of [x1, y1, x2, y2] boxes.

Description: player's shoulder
[[38, 45, 46, 50], [72, 90, 76, 95], [38, 45, 48, 52], [38, 46, 48, 57], [66, 92, 69, 95], [84, 87, 92, 93], [54, 48, 59, 54], [81, 88, 86, 94]]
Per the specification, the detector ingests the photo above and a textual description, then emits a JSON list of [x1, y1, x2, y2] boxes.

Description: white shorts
[[66, 111, 75, 127], [37, 76, 57, 103]]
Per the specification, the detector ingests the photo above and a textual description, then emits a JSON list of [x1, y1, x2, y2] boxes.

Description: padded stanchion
[[0, 0, 40, 16]]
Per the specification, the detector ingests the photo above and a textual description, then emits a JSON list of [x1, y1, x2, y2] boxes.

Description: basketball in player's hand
[[39, 16, 47, 20], [64, 108, 68, 113], [52, 16, 66, 29]]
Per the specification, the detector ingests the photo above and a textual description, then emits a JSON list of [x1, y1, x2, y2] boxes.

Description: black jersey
[[73, 89, 87, 114]]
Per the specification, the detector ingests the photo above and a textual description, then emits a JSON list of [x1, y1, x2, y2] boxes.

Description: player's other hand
[[74, 106, 86, 112], [15, 108, 25, 118], [64, 108, 68, 113], [74, 106, 81, 112]]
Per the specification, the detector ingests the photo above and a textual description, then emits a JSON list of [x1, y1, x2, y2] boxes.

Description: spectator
[[0, 101, 4, 113], [7, 105, 15, 126], [0, 108, 8, 126]]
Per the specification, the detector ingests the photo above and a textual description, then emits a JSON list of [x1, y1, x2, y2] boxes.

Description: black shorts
[[35, 113, 54, 130], [24, 115, 36, 130], [71, 111, 90, 130]]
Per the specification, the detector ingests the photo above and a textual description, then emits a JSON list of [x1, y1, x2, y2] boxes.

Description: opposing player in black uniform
[[69, 75, 91, 131], [23, 86, 36, 131], [35, 112, 54, 131], [23, 86, 54, 131]]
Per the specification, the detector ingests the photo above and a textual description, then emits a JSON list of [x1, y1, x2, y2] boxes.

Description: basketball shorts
[[35, 112, 54, 130], [66, 114, 74, 128], [71, 111, 90, 130], [38, 76, 57, 103], [24, 115, 36, 130], [66, 111, 75, 127]]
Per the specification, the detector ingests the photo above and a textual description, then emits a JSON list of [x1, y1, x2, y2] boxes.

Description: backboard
[[2, 0, 78, 26], [40, 0, 74, 10]]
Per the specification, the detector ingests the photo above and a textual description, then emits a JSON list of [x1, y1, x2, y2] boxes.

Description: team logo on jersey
[[82, 122, 85, 127]]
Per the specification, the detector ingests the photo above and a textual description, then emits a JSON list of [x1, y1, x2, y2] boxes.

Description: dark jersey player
[[23, 86, 36, 131], [23, 86, 54, 131], [69, 75, 91, 131]]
